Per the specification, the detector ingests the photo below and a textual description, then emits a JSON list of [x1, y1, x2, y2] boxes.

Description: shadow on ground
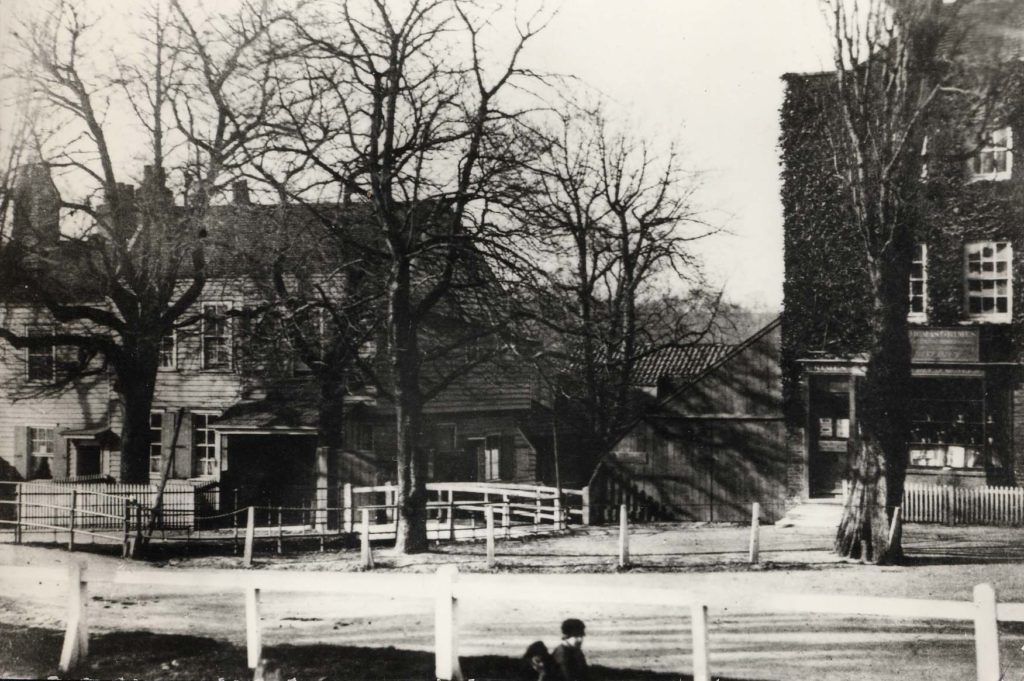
[[0, 623, 766, 681]]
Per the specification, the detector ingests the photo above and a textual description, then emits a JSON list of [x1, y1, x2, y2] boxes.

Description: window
[[26, 332, 55, 382], [202, 304, 231, 370], [346, 421, 374, 452], [149, 412, 163, 475], [965, 241, 1012, 322], [192, 412, 218, 477], [28, 426, 56, 479], [483, 435, 501, 481], [433, 424, 457, 452], [969, 127, 1013, 181], [909, 244, 928, 322], [909, 378, 989, 469], [159, 333, 176, 369], [292, 309, 326, 375]]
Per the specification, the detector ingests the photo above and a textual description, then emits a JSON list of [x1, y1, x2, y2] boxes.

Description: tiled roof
[[631, 344, 736, 387]]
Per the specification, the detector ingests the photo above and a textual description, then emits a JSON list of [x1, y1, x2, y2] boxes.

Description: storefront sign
[[910, 328, 979, 363]]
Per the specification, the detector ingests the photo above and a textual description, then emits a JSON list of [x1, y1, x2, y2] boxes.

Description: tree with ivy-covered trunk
[[819, 0, 972, 563]]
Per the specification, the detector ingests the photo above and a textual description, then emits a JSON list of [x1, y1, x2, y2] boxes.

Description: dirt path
[[2, 524, 1024, 680]]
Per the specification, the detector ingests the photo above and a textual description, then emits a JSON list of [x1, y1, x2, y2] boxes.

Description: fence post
[[14, 484, 21, 545], [243, 506, 255, 567], [691, 602, 711, 681], [58, 562, 89, 673], [343, 483, 354, 534], [361, 508, 374, 569], [245, 586, 262, 670], [618, 504, 630, 568], [485, 506, 496, 568], [502, 499, 511, 539], [554, 496, 563, 531], [973, 583, 1000, 681], [434, 565, 463, 681], [122, 499, 132, 558], [448, 491, 455, 542], [384, 482, 394, 522], [582, 486, 591, 525], [534, 491, 541, 529], [748, 502, 760, 564], [68, 489, 78, 552], [888, 506, 902, 551], [277, 507, 284, 555]]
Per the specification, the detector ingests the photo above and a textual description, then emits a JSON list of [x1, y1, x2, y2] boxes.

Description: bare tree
[[509, 106, 714, 469], [0, 1, 283, 483]]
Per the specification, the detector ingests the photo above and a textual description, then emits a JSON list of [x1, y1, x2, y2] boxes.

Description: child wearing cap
[[551, 618, 589, 681]]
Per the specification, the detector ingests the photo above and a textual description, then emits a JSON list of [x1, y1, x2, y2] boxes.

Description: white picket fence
[[903, 484, 1024, 526], [1, 562, 1021, 681]]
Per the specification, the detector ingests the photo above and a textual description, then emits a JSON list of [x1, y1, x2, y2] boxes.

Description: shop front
[[800, 327, 1016, 497]]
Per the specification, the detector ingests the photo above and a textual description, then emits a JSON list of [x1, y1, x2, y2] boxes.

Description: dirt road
[[2, 524, 1023, 680]]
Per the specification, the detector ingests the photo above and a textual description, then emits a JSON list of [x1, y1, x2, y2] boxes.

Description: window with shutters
[[201, 304, 232, 370], [28, 426, 56, 479], [149, 412, 164, 475], [192, 412, 218, 477]]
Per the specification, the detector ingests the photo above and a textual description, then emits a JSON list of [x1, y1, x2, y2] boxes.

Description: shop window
[[149, 412, 163, 475], [201, 304, 232, 370], [159, 333, 176, 369], [909, 244, 927, 322], [26, 332, 55, 382], [192, 412, 218, 477], [968, 126, 1013, 182], [483, 435, 501, 481], [909, 378, 994, 469], [28, 426, 56, 479], [965, 241, 1011, 322]]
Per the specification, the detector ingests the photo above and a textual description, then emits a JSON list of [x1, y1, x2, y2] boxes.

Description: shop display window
[[909, 377, 991, 469]]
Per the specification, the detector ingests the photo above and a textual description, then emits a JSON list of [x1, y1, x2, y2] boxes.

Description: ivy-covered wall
[[780, 62, 1024, 426]]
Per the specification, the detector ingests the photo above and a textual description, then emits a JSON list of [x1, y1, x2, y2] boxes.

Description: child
[[551, 618, 588, 681]]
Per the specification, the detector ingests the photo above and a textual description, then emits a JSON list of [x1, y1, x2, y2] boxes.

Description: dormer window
[[909, 244, 928, 322], [965, 241, 1012, 322], [969, 127, 1013, 182]]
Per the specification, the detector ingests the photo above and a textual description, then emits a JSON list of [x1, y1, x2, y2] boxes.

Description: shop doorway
[[809, 375, 850, 497]]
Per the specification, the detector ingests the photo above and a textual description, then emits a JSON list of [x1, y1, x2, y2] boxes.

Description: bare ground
[[2, 523, 1024, 681]]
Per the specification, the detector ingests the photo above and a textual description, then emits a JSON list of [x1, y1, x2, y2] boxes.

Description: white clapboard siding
[[903, 484, 1024, 526]]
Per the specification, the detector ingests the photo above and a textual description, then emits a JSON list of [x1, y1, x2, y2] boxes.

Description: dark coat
[[551, 642, 589, 681]]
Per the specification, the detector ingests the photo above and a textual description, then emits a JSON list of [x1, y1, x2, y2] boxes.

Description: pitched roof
[[631, 344, 736, 387]]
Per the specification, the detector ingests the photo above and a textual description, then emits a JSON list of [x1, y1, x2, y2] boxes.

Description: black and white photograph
[[0, 0, 1022, 679]]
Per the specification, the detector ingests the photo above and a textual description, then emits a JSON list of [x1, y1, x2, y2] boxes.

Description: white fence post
[[502, 499, 511, 539], [618, 504, 630, 568], [245, 587, 262, 670], [448, 491, 455, 542], [485, 506, 496, 568], [582, 486, 591, 525], [343, 483, 354, 533], [973, 583, 1000, 681], [691, 602, 711, 681], [361, 509, 374, 569], [554, 496, 563, 531], [58, 562, 88, 673], [243, 506, 255, 567], [748, 502, 760, 564], [434, 565, 463, 681], [68, 489, 78, 551]]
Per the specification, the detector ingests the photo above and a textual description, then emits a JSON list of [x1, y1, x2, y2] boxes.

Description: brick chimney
[[11, 163, 60, 250], [232, 180, 251, 205]]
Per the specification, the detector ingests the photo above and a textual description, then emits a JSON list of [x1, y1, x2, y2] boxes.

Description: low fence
[[903, 484, 1024, 526], [1, 562, 1020, 681]]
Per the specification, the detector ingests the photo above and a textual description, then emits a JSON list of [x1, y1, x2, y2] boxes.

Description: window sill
[[958, 318, 1012, 325], [966, 173, 1012, 183]]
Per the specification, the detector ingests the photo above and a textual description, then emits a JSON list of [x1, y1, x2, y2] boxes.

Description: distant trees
[[0, 0, 285, 482]]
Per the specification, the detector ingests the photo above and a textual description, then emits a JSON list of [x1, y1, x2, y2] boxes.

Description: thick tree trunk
[[117, 357, 160, 484], [835, 238, 912, 564], [317, 373, 346, 531]]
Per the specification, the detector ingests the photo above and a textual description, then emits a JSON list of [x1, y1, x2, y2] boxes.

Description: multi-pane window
[[483, 435, 501, 481], [193, 413, 218, 477], [159, 333, 176, 369], [26, 333, 55, 382], [149, 412, 163, 475], [28, 426, 56, 479], [969, 127, 1013, 181], [965, 241, 1012, 321], [202, 304, 231, 370], [909, 244, 928, 321]]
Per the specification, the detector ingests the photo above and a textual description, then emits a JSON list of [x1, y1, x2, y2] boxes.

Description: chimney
[[11, 163, 61, 250], [232, 180, 251, 205]]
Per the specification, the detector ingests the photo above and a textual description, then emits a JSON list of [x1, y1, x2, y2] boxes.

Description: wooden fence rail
[[0, 563, 1021, 681], [903, 484, 1024, 526]]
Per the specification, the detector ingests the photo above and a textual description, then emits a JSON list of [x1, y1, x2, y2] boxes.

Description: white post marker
[[691, 602, 710, 681], [343, 483, 354, 533], [973, 583, 1000, 681], [582, 486, 591, 525], [243, 506, 255, 567], [748, 502, 760, 564], [434, 565, 464, 681], [245, 587, 262, 670], [618, 504, 630, 568], [502, 499, 511, 539], [59, 562, 89, 673], [361, 508, 374, 569], [485, 506, 496, 568]]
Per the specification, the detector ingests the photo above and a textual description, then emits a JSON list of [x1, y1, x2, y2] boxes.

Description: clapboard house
[[0, 167, 555, 510], [781, 0, 1024, 501]]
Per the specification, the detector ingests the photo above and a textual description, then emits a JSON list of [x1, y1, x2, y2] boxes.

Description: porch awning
[[212, 396, 366, 435], [60, 425, 120, 447]]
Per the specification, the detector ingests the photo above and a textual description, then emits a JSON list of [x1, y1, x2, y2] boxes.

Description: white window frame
[[149, 411, 164, 475], [192, 411, 220, 478], [968, 126, 1013, 182], [483, 434, 501, 481], [909, 243, 928, 322], [28, 425, 56, 478], [158, 332, 176, 370], [25, 329, 56, 382], [964, 241, 1013, 323], [201, 303, 232, 371]]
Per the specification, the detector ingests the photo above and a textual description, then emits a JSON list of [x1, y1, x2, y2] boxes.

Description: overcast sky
[[0, 0, 834, 311]]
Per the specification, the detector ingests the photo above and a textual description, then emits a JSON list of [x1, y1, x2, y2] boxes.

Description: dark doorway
[[809, 375, 851, 497], [75, 443, 101, 477], [219, 434, 317, 512]]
